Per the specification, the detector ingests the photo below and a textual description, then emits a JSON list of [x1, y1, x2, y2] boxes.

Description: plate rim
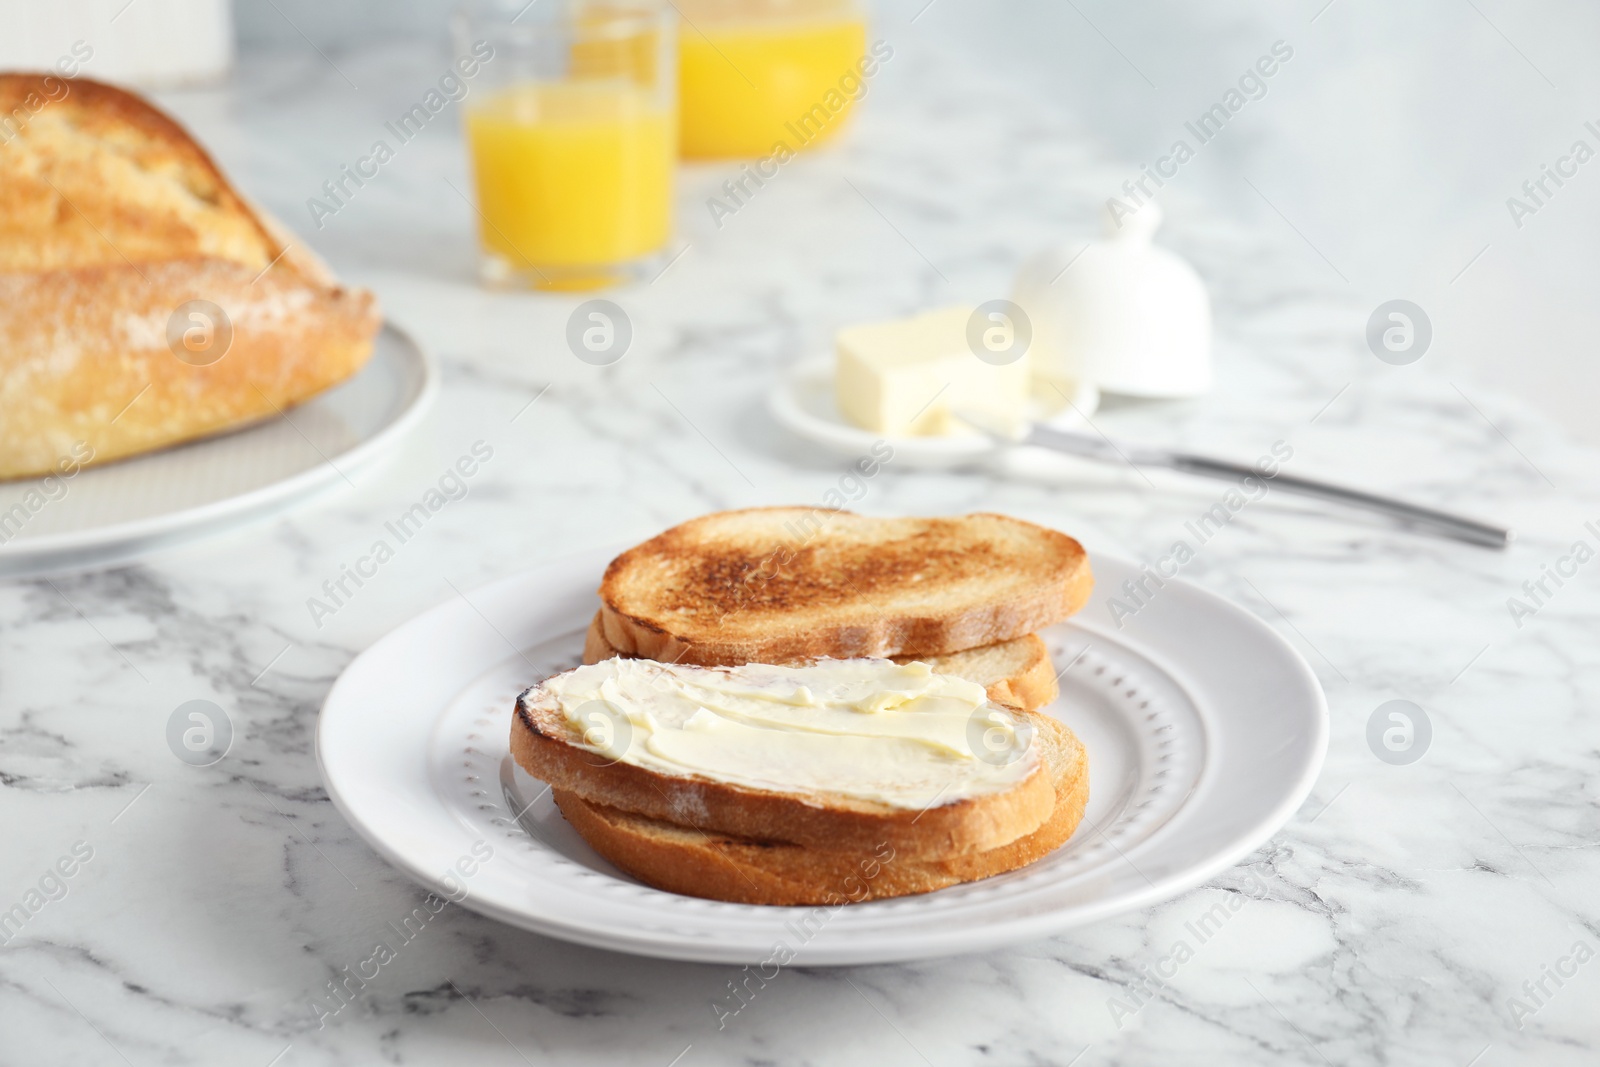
[[318, 543, 1328, 965], [0, 321, 438, 565]]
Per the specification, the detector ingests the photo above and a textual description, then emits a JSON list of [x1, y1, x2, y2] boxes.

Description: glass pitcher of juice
[[676, 0, 867, 159], [454, 0, 675, 290]]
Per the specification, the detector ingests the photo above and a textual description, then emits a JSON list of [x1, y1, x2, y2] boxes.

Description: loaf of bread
[[0, 74, 380, 481]]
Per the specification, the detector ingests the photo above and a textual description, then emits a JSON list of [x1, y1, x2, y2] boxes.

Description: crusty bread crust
[[0, 262, 378, 479], [0, 75, 379, 481], [509, 666, 1057, 861], [554, 715, 1089, 905], [599, 509, 1094, 666], [581, 610, 1060, 711], [0, 75, 282, 274]]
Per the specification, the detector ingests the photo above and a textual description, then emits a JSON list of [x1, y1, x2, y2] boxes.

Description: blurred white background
[[225, 0, 1600, 446]]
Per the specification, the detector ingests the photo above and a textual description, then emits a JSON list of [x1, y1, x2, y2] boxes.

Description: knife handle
[[1168, 454, 1512, 549]]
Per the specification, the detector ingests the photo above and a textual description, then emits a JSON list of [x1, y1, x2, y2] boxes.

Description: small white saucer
[[767, 356, 1101, 470]]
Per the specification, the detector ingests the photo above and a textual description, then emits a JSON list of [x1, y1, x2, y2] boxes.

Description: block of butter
[[835, 306, 1030, 436]]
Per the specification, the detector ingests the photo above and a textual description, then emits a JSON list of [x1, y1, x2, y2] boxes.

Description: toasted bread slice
[[554, 714, 1088, 905], [581, 611, 1059, 711], [931, 634, 1060, 712], [598, 508, 1093, 666], [0, 75, 379, 480], [582, 610, 616, 665], [511, 660, 1057, 862]]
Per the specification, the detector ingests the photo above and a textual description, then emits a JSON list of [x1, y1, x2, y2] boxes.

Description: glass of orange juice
[[676, 0, 868, 159], [454, 0, 675, 291]]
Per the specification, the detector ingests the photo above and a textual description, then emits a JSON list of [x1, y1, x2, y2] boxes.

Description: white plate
[[318, 545, 1327, 965], [0, 324, 436, 575], [768, 356, 1101, 469]]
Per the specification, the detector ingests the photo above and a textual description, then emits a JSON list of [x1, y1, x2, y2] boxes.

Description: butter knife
[[954, 410, 1512, 549]]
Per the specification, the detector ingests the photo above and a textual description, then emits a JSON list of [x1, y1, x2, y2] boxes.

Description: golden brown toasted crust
[[0, 75, 380, 481], [0, 74, 279, 273], [581, 611, 1060, 712], [987, 660, 1056, 712], [554, 715, 1088, 905], [598, 509, 1094, 666], [509, 666, 1056, 862], [922, 634, 1059, 712]]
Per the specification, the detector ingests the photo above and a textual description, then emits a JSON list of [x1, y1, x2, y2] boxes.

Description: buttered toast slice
[[598, 508, 1093, 666], [582, 611, 1060, 711], [511, 657, 1056, 861], [554, 714, 1088, 905]]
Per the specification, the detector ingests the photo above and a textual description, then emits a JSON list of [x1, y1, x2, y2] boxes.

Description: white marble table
[[3, 10, 1599, 1066]]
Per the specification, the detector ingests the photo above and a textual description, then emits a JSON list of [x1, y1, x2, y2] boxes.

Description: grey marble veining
[[3, 4, 1600, 1066]]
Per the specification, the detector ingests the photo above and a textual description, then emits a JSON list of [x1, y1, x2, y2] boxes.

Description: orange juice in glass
[[455, 1, 675, 290], [676, 0, 867, 159]]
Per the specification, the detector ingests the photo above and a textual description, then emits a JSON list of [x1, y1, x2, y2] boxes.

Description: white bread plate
[[317, 542, 1327, 965], [0, 323, 435, 575]]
